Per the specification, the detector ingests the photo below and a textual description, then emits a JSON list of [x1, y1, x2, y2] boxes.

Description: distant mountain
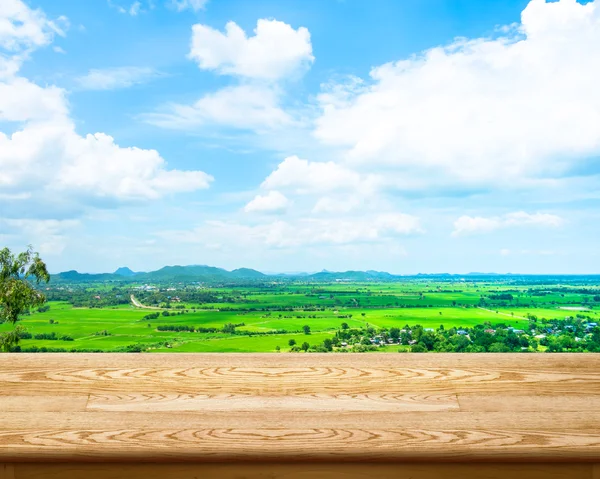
[[52, 265, 269, 283], [230, 268, 266, 279], [53, 270, 118, 282], [48, 266, 540, 284], [114, 267, 138, 277], [307, 270, 399, 281]]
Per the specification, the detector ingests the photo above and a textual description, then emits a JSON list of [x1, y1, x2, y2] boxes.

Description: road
[[130, 294, 161, 310]]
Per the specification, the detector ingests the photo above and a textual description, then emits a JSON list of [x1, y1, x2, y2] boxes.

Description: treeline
[[154, 323, 293, 336], [18, 331, 73, 341]]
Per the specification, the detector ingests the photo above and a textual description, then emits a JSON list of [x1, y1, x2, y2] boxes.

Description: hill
[[114, 267, 138, 277]]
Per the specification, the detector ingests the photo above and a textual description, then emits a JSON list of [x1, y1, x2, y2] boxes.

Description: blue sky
[[1, 0, 600, 274]]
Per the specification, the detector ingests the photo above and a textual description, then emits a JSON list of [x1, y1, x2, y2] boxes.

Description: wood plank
[[2, 411, 599, 430], [0, 396, 88, 413], [87, 392, 459, 412], [2, 367, 598, 396], [458, 393, 600, 412], [593, 463, 599, 479], [2, 353, 598, 370], [0, 411, 600, 461], [10, 463, 596, 479]]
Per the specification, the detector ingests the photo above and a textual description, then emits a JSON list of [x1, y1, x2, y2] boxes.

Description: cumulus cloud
[[261, 155, 378, 194], [314, 0, 600, 191], [452, 211, 564, 237], [0, 0, 213, 211], [144, 85, 292, 131], [76, 66, 163, 90], [244, 191, 290, 214], [148, 18, 313, 134], [189, 19, 313, 80]]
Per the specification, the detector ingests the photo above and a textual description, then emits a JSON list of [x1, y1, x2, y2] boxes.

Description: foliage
[[0, 247, 49, 351]]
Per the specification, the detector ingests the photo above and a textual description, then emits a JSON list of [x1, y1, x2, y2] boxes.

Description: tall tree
[[0, 246, 50, 351]]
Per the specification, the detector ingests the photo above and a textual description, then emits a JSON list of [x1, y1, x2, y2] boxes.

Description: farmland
[[2, 274, 600, 353]]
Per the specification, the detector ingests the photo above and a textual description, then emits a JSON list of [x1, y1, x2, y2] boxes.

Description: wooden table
[[1, 353, 599, 478]]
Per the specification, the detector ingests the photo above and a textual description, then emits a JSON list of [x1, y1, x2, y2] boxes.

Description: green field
[[2, 296, 594, 352], [2, 276, 598, 352]]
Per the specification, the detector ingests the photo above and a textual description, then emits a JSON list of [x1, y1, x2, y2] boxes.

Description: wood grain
[[86, 392, 460, 412], [1, 354, 599, 462], [457, 393, 600, 412], [6, 463, 596, 479], [2, 366, 598, 396], [0, 396, 88, 412]]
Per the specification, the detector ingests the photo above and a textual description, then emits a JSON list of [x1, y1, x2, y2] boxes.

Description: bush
[[411, 344, 427, 353]]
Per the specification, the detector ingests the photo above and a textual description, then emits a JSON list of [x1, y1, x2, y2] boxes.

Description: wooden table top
[[1, 353, 599, 463]]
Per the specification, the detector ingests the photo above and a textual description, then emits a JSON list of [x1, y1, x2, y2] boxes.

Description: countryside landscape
[[2, 0, 600, 355], [2, 261, 599, 353]]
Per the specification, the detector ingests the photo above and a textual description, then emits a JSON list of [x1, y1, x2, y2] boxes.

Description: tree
[[389, 327, 400, 341], [288, 339, 296, 347], [0, 247, 50, 351], [323, 338, 333, 351], [301, 341, 310, 352], [341, 322, 349, 330], [302, 325, 311, 335]]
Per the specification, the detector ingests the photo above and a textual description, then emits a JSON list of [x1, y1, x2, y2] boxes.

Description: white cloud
[[148, 18, 313, 134], [169, 0, 208, 12], [314, 0, 600, 191], [0, 114, 213, 199], [261, 155, 378, 194], [244, 191, 290, 214], [312, 196, 363, 214], [158, 213, 423, 249], [0, 1, 213, 209], [129, 1, 142, 16], [452, 211, 564, 237], [0, 218, 79, 255], [144, 84, 291, 131], [76, 66, 162, 90], [189, 19, 313, 80], [0, 77, 68, 121], [0, 0, 66, 52], [108, 1, 148, 16]]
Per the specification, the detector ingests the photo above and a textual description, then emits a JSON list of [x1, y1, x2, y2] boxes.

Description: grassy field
[[2, 295, 592, 352]]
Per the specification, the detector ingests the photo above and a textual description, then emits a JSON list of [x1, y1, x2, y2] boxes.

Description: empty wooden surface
[[0, 353, 599, 462]]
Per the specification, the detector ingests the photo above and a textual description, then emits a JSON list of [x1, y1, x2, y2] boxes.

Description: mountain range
[[50, 265, 542, 284], [50, 265, 405, 283]]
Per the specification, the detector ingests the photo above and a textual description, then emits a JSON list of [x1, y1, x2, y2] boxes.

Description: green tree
[[288, 338, 297, 347], [301, 341, 310, 352], [302, 324, 311, 335], [389, 327, 400, 341], [0, 247, 50, 351], [323, 338, 333, 351]]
